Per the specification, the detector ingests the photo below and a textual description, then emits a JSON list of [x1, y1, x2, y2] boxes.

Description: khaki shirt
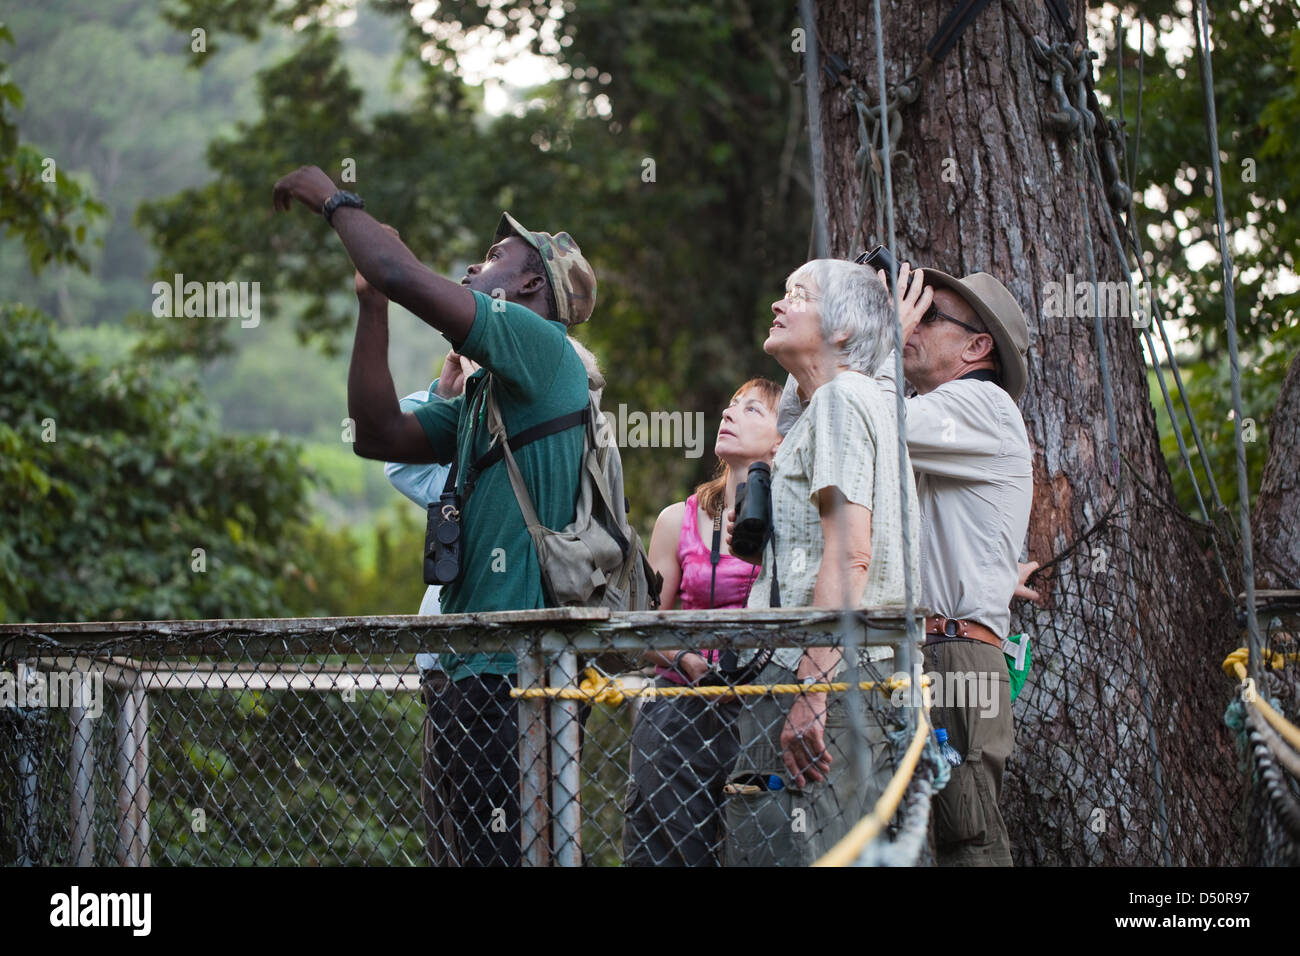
[[751, 371, 920, 671], [778, 357, 1032, 639]]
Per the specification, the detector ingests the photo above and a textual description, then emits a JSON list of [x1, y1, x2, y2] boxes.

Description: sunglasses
[[921, 303, 987, 336]]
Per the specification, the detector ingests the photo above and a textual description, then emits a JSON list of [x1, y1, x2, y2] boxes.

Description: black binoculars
[[423, 490, 463, 586], [732, 461, 772, 563], [856, 244, 899, 292]]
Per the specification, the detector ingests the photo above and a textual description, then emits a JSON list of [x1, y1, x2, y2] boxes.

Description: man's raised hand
[[272, 165, 338, 216], [878, 261, 932, 343], [435, 350, 481, 399]]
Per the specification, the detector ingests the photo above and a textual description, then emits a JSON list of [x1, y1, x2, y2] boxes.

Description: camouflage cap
[[494, 212, 597, 327]]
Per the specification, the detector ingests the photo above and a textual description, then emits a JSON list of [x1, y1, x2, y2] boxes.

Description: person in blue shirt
[[384, 351, 480, 624]]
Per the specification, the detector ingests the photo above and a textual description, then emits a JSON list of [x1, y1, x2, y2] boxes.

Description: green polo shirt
[[412, 290, 587, 680]]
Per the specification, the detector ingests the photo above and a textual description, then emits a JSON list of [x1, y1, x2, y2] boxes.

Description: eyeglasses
[[784, 285, 821, 308], [921, 303, 987, 336]]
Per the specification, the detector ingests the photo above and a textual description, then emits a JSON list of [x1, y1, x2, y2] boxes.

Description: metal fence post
[[115, 669, 150, 867], [69, 667, 96, 867], [899, 619, 919, 737], [14, 668, 44, 866], [550, 644, 582, 866], [516, 634, 550, 867], [839, 614, 875, 813]]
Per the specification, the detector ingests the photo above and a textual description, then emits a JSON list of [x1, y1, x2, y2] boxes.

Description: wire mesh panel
[[1006, 474, 1249, 866], [0, 608, 924, 867]]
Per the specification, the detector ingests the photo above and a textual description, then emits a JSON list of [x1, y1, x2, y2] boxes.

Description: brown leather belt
[[925, 615, 1002, 650]]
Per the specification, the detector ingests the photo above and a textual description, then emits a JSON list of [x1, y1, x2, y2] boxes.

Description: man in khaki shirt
[[777, 262, 1033, 866]]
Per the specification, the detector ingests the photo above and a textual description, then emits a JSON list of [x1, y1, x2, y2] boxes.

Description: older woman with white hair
[[724, 258, 922, 866]]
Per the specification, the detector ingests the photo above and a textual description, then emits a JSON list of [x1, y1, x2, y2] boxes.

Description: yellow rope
[[813, 707, 932, 867], [517, 666, 934, 865], [510, 668, 913, 705], [1222, 649, 1300, 754], [1220, 646, 1299, 677]]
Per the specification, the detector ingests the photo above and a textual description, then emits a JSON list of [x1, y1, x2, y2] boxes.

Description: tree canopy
[[2, 0, 1296, 620]]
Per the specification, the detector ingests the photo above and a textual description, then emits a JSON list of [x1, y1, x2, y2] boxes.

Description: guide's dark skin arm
[[272, 167, 454, 461], [271, 164, 476, 343], [348, 256, 435, 463]]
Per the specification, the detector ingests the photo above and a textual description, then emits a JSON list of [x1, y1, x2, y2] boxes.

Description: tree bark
[[1252, 351, 1300, 590], [815, 0, 1241, 864]]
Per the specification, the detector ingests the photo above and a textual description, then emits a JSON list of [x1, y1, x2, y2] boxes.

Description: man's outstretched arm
[[272, 165, 476, 343], [349, 260, 442, 463]]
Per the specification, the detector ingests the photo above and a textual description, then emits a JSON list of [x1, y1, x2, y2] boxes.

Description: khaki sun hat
[[494, 212, 597, 327], [920, 269, 1030, 401]]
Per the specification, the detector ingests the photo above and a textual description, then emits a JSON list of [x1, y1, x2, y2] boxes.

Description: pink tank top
[[676, 493, 761, 609], [655, 493, 761, 684]]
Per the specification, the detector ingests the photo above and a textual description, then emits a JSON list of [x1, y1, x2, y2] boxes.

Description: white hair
[[787, 258, 893, 375], [568, 336, 604, 403]]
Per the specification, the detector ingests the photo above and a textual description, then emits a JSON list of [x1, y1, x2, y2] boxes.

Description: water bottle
[[934, 728, 964, 767]]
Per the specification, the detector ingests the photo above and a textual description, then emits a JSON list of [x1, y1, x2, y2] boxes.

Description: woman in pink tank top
[[623, 378, 783, 866]]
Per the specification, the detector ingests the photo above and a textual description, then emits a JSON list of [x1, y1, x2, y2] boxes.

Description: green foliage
[[280, 504, 430, 617], [0, 305, 316, 621], [151, 685, 426, 865], [0, 22, 105, 276], [144, 0, 811, 521], [0, 1, 418, 328], [1156, 321, 1300, 515], [0, 14, 421, 623], [135, 26, 448, 358], [1100, 2, 1300, 513], [1107, 0, 1299, 349]]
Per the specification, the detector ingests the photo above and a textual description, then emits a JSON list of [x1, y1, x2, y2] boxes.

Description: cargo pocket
[[723, 778, 815, 867], [932, 747, 989, 847]]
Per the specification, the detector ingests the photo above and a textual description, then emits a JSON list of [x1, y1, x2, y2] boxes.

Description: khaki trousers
[[924, 638, 1015, 866]]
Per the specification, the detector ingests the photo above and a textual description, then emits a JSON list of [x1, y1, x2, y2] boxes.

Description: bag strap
[[580, 417, 631, 560], [440, 460, 458, 498], [768, 525, 781, 608], [462, 403, 590, 502], [709, 512, 722, 610], [486, 376, 634, 560], [483, 378, 547, 535]]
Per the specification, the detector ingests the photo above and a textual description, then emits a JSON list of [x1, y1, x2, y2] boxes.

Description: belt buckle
[[942, 618, 960, 638]]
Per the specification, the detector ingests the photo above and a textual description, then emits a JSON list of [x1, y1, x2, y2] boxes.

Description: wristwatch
[[322, 190, 364, 225]]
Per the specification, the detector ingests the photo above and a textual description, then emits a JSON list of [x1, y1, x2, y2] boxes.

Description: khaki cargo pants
[[924, 638, 1015, 866], [722, 661, 901, 866]]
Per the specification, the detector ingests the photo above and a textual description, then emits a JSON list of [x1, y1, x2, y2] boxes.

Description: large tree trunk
[[815, 0, 1242, 864], [1253, 352, 1300, 590]]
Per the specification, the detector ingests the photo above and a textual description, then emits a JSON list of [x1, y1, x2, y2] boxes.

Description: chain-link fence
[[0, 607, 930, 867]]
